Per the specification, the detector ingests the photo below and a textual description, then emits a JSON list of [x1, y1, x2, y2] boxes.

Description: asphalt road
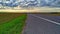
[[23, 14, 60, 34]]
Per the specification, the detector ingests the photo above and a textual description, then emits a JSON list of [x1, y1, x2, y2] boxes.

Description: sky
[[0, 0, 60, 7]]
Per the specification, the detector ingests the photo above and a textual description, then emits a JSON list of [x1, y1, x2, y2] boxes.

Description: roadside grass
[[0, 14, 27, 34], [0, 13, 23, 24], [45, 14, 60, 16]]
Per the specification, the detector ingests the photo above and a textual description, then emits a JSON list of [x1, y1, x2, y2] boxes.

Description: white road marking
[[30, 14, 60, 25]]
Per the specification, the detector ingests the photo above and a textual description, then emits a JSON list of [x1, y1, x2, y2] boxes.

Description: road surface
[[23, 14, 60, 34]]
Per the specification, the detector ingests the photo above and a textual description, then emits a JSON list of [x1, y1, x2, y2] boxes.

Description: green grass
[[0, 14, 27, 34]]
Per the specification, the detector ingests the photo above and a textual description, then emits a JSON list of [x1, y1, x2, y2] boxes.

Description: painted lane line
[[30, 14, 60, 25]]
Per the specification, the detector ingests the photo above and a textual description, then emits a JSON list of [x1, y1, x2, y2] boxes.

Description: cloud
[[0, 0, 60, 7]]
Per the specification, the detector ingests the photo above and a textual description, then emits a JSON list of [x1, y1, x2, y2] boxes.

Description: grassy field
[[37, 13, 60, 16], [0, 13, 27, 34]]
